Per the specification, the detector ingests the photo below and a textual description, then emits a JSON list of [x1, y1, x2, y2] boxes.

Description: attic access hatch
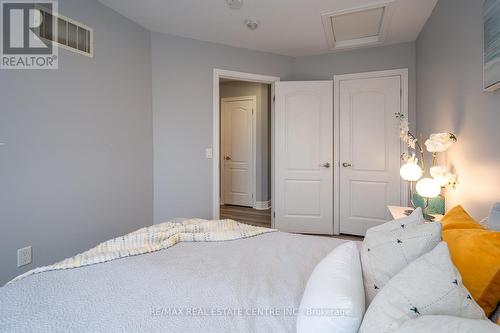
[[322, 1, 395, 51]]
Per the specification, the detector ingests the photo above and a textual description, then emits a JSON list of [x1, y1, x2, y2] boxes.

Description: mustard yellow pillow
[[443, 228, 500, 316], [440, 205, 485, 231]]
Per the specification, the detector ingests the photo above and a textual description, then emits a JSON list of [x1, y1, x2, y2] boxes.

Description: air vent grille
[[35, 7, 93, 57]]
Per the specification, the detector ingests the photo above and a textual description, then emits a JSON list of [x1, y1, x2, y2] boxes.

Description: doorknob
[[342, 162, 352, 168], [224, 156, 231, 161], [321, 162, 331, 168]]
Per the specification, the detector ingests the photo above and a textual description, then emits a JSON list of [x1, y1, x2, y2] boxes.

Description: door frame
[[333, 68, 409, 235], [213, 69, 280, 221], [220, 95, 257, 207]]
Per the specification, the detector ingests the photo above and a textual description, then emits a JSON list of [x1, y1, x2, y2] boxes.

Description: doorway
[[213, 70, 279, 228], [213, 68, 407, 236]]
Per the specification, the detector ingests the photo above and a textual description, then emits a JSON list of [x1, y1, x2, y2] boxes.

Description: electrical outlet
[[205, 148, 213, 159], [17, 246, 32, 267]]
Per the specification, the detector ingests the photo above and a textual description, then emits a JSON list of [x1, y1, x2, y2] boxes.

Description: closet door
[[274, 81, 333, 235], [338, 75, 403, 236]]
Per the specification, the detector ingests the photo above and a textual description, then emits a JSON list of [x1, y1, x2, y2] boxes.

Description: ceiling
[[98, 0, 438, 57]]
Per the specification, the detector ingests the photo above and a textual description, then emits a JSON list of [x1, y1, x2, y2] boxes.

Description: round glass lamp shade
[[416, 178, 441, 198], [400, 163, 423, 182]]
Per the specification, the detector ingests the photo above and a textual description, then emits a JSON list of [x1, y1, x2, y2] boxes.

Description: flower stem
[[419, 133, 426, 175]]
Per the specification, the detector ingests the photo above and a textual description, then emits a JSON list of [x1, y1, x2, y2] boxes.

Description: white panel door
[[275, 81, 333, 234], [221, 97, 255, 207], [339, 75, 402, 236]]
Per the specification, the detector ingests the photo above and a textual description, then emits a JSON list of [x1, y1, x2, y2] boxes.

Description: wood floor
[[219, 204, 364, 241], [220, 205, 271, 228]]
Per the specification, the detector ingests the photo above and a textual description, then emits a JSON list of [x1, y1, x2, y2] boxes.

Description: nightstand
[[387, 205, 444, 222]]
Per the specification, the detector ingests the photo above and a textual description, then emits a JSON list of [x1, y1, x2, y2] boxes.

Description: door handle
[[224, 156, 232, 161], [321, 162, 331, 168], [342, 162, 352, 168]]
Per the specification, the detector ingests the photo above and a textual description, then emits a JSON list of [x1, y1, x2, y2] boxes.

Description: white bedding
[[0, 231, 348, 333]]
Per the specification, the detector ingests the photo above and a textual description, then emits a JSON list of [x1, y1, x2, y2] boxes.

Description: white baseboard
[[253, 200, 271, 210]]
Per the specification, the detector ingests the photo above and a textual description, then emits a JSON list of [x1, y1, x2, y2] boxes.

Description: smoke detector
[[226, 0, 243, 10], [244, 19, 259, 31]]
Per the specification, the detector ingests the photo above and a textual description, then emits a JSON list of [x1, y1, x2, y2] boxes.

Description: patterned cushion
[[376, 207, 425, 232], [359, 243, 486, 333], [361, 208, 441, 304]]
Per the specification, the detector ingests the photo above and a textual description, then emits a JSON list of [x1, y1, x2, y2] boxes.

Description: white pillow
[[480, 202, 500, 231], [394, 315, 500, 333], [297, 241, 365, 333], [359, 242, 485, 333], [361, 208, 441, 304]]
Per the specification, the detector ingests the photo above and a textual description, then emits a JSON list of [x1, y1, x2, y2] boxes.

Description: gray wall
[[152, 32, 294, 223], [0, 0, 153, 285], [0, 7, 419, 285], [417, 0, 500, 219], [152, 33, 416, 223], [294, 42, 417, 132], [220, 81, 270, 202]]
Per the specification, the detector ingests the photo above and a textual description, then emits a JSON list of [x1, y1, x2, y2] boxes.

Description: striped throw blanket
[[9, 219, 276, 284]]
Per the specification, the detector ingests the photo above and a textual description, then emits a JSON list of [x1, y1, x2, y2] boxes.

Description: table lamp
[[415, 178, 442, 221], [400, 161, 423, 215]]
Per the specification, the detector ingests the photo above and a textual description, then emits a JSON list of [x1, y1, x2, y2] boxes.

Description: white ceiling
[[97, 0, 438, 57]]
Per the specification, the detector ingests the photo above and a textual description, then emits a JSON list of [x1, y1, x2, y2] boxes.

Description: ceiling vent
[[321, 1, 395, 51]]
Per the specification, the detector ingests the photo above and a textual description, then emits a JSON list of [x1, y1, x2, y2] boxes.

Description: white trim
[[213, 69, 280, 221], [333, 68, 409, 235], [270, 83, 276, 228], [220, 95, 257, 208], [253, 200, 271, 210]]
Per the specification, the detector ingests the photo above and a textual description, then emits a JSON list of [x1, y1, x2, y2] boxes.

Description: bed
[[0, 230, 347, 332]]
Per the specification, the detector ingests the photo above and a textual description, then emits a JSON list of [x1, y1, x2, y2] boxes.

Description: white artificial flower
[[430, 166, 446, 178], [430, 166, 447, 187], [446, 173, 458, 189], [407, 153, 418, 164], [409, 138, 417, 150], [400, 120, 409, 134], [396, 113, 419, 150], [425, 133, 457, 153]]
